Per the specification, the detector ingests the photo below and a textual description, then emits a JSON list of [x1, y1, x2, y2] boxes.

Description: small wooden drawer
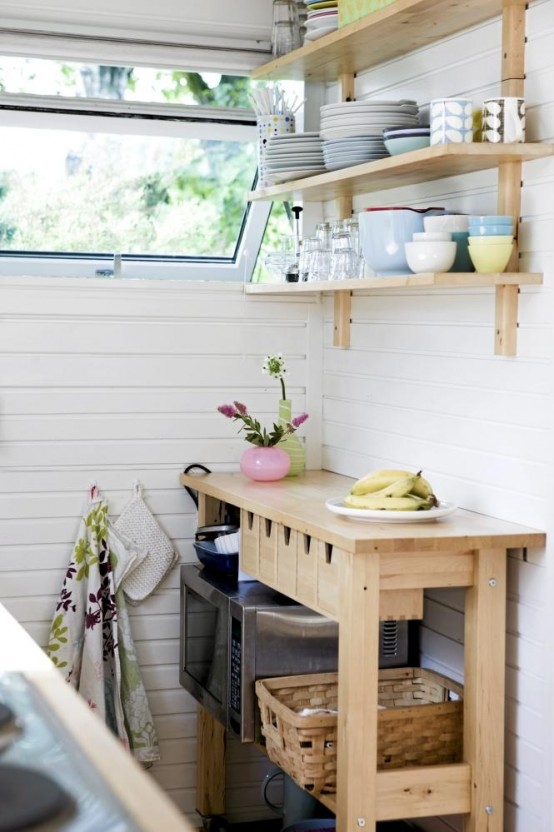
[[276, 524, 298, 597], [316, 541, 341, 618], [259, 517, 278, 584], [240, 510, 260, 577], [296, 533, 318, 607]]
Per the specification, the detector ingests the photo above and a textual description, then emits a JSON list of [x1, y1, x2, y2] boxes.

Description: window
[[0, 58, 300, 280]]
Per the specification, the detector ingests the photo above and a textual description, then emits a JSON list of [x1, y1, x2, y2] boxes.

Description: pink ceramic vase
[[240, 445, 291, 482]]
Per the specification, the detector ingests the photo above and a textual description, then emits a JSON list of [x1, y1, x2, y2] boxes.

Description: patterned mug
[[430, 98, 474, 145], [482, 97, 525, 143]]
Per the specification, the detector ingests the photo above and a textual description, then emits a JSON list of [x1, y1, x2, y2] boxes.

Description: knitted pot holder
[[115, 482, 178, 604]]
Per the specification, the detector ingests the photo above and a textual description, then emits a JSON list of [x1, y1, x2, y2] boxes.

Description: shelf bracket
[[334, 291, 352, 348], [495, 284, 519, 356]]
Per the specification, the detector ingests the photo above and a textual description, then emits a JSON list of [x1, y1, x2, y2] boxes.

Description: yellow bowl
[[468, 236, 515, 246], [468, 243, 513, 273]]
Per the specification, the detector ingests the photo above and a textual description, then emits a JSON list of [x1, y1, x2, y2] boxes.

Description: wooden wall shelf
[[245, 272, 542, 354], [245, 272, 542, 294], [248, 144, 554, 204], [251, 0, 526, 82]]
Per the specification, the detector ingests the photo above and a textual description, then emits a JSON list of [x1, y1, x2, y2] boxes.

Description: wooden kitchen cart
[[180, 469, 545, 832]]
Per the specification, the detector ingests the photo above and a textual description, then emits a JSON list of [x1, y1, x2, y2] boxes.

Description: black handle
[[182, 463, 212, 508]]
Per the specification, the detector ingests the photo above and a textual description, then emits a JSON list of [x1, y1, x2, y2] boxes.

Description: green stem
[[280, 377, 286, 400]]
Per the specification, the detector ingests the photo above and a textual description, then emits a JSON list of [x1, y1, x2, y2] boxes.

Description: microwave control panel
[[229, 616, 242, 714]]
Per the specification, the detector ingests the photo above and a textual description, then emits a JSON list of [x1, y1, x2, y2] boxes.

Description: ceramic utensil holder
[[257, 114, 295, 188]]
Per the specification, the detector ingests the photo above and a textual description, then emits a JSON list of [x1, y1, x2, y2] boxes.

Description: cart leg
[[463, 548, 507, 832], [336, 551, 380, 832]]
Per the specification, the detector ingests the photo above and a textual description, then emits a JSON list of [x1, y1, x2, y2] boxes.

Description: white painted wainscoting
[[0, 276, 321, 826]]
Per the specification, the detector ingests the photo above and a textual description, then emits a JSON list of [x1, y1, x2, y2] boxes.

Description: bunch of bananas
[[344, 469, 439, 512]]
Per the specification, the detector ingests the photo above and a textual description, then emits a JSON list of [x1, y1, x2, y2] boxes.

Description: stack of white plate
[[323, 136, 389, 170], [304, 0, 338, 42], [264, 132, 326, 184], [320, 99, 420, 141]]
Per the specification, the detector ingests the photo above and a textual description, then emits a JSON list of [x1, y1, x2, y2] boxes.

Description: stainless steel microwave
[[179, 565, 339, 742], [179, 564, 409, 743]]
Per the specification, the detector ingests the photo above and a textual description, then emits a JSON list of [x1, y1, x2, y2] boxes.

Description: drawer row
[[240, 509, 341, 620]]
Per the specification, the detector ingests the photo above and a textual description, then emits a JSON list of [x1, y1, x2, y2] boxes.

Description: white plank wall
[[318, 2, 554, 830], [0, 276, 320, 826]]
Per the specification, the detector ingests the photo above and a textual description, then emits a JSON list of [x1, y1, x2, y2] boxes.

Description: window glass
[[0, 57, 251, 105], [0, 125, 257, 257], [0, 57, 302, 278]]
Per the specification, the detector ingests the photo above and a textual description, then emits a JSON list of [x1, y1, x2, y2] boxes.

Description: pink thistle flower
[[218, 404, 237, 418], [233, 401, 248, 415], [292, 412, 309, 428]]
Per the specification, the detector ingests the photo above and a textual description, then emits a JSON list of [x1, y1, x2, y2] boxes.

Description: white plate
[[321, 128, 391, 139], [267, 158, 325, 166], [304, 26, 337, 40], [266, 151, 324, 158], [266, 149, 324, 157], [268, 132, 321, 141], [268, 168, 326, 183], [325, 497, 458, 523], [267, 157, 324, 167], [321, 100, 417, 112], [323, 151, 385, 160], [306, 14, 338, 27], [321, 107, 418, 117], [266, 144, 322, 152]]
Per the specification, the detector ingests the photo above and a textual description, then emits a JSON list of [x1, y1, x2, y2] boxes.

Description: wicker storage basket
[[255, 667, 463, 796]]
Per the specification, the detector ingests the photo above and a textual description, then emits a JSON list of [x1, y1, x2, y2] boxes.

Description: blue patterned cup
[[430, 98, 474, 145]]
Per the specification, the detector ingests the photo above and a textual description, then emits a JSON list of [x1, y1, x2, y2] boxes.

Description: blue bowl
[[384, 136, 430, 155], [469, 225, 514, 236], [451, 231, 475, 272], [468, 215, 512, 225], [193, 540, 238, 577]]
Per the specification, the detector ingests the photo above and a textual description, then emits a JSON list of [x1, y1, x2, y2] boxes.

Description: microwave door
[[181, 582, 229, 727]]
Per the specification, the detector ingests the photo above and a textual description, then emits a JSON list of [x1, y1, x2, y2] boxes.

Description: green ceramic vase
[[278, 399, 305, 477]]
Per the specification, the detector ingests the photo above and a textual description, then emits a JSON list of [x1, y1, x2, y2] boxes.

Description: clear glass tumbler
[[330, 231, 359, 280], [272, 0, 301, 56], [298, 237, 321, 282]]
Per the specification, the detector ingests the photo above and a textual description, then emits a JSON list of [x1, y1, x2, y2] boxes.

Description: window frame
[[0, 91, 270, 281]]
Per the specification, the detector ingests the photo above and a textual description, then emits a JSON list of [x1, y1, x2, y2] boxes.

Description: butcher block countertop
[[0, 603, 197, 832], [180, 469, 546, 554]]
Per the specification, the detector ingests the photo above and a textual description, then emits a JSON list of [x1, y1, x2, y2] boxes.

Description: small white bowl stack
[[264, 132, 326, 184], [405, 230, 457, 273]]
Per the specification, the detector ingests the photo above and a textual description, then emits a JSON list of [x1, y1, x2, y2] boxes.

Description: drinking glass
[[330, 231, 359, 280], [264, 251, 287, 282], [298, 237, 321, 282], [272, 0, 301, 56], [309, 246, 331, 281], [315, 221, 333, 251]]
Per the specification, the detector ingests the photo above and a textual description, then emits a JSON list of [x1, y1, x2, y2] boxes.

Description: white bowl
[[423, 214, 469, 233], [405, 240, 457, 273], [413, 231, 452, 241]]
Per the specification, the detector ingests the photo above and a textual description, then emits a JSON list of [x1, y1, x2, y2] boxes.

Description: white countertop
[[0, 603, 198, 832]]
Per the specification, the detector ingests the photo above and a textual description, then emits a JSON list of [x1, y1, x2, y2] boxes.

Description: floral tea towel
[[46, 494, 159, 763]]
